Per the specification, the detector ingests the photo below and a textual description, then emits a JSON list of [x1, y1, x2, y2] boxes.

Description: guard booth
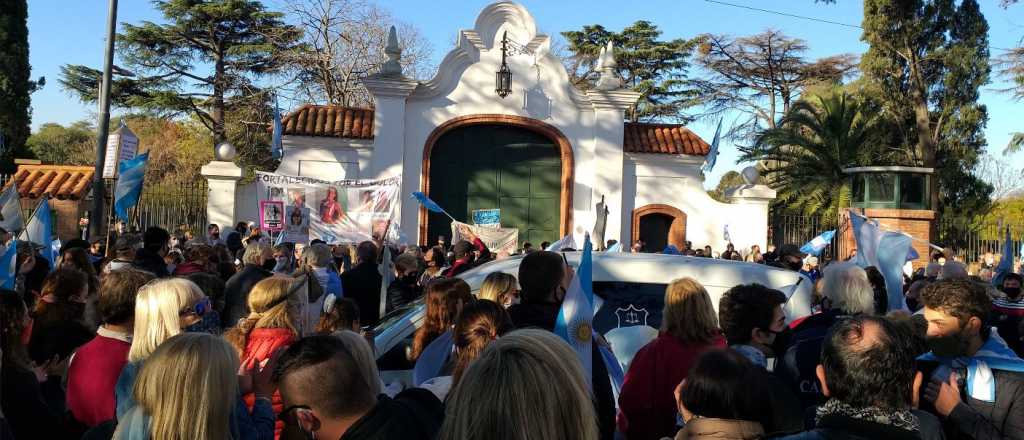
[[843, 166, 935, 269]]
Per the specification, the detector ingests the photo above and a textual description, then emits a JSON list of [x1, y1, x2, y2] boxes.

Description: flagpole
[[104, 178, 117, 257]]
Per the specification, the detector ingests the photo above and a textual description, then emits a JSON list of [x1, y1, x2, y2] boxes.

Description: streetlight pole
[[89, 0, 118, 240]]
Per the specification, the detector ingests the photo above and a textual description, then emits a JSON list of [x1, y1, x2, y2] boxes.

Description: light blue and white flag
[[799, 230, 836, 257], [993, 227, 1015, 287], [0, 184, 24, 234], [413, 329, 453, 386], [920, 330, 1024, 402], [20, 198, 55, 268], [411, 192, 455, 222], [555, 235, 596, 386], [702, 119, 722, 174], [850, 212, 882, 268], [271, 96, 283, 160], [605, 242, 623, 252], [114, 152, 150, 222], [546, 234, 577, 252], [0, 240, 17, 290], [876, 232, 912, 312]]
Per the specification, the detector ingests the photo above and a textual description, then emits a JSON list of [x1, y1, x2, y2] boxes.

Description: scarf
[[816, 399, 919, 434], [113, 405, 152, 440], [919, 329, 1024, 402]]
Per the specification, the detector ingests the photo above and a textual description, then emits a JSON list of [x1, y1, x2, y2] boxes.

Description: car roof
[[459, 252, 814, 319]]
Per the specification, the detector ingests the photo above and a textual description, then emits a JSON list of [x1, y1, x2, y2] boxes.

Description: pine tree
[[0, 0, 45, 172]]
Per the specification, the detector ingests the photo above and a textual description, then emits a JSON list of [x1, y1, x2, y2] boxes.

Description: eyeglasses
[[277, 405, 312, 425], [181, 296, 211, 317]]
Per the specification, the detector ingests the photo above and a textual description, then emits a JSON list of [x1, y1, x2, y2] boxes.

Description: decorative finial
[[381, 26, 403, 76], [595, 40, 622, 90]]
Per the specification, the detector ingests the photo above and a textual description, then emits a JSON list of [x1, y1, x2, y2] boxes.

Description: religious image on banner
[[257, 172, 400, 244], [260, 201, 284, 232]]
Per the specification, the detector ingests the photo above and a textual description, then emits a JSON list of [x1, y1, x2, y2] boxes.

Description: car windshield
[[373, 297, 425, 333]]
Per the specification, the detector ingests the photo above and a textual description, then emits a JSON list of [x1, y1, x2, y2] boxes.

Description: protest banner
[[259, 200, 285, 232], [451, 221, 518, 255], [255, 171, 401, 244]]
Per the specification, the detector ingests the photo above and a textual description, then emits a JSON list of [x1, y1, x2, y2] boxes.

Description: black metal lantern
[[496, 31, 513, 98]]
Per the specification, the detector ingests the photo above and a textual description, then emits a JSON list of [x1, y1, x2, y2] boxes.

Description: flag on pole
[[850, 212, 882, 268], [555, 235, 596, 386], [0, 183, 24, 234], [993, 227, 1015, 287], [546, 234, 578, 252], [21, 198, 55, 268], [114, 152, 150, 222], [701, 119, 722, 174], [271, 95, 283, 160], [0, 240, 17, 290], [411, 192, 455, 221], [605, 242, 623, 252], [799, 230, 836, 256]]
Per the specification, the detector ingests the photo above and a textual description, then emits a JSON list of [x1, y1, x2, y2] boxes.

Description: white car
[[373, 252, 814, 376]]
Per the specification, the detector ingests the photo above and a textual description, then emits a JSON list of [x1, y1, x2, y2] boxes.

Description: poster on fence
[[255, 171, 401, 244]]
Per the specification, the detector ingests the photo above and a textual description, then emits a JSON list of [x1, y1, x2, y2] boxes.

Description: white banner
[[255, 171, 401, 245], [451, 221, 518, 256], [102, 124, 139, 179]]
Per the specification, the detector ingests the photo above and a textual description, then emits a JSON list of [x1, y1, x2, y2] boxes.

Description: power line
[[702, 0, 1018, 51], [703, 0, 862, 29]]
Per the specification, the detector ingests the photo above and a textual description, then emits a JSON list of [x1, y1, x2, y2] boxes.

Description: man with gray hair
[[221, 241, 274, 327], [778, 261, 877, 412]]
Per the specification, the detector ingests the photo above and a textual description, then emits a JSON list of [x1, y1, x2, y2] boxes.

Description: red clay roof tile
[[623, 122, 710, 156]]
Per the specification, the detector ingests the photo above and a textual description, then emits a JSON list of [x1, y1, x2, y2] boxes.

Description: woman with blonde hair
[[439, 329, 598, 440], [223, 276, 301, 438], [478, 272, 519, 307], [618, 277, 726, 440], [113, 333, 274, 440], [116, 278, 208, 418]]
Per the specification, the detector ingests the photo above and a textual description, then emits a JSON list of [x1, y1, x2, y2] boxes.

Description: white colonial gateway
[[202, 1, 776, 252]]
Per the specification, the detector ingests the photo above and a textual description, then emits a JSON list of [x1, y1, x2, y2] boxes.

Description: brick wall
[[841, 208, 935, 270], [18, 197, 86, 242]]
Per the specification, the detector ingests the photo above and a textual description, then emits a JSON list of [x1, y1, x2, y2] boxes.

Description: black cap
[[777, 244, 806, 259], [114, 234, 141, 251]]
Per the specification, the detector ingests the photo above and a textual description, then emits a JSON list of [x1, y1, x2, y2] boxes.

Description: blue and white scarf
[[919, 329, 1024, 402]]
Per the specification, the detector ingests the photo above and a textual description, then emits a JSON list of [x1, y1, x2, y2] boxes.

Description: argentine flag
[[114, 152, 150, 222], [1, 240, 16, 290], [0, 183, 24, 234], [701, 119, 722, 174], [546, 234, 577, 252], [555, 235, 596, 386], [20, 198, 55, 268], [799, 230, 835, 256]]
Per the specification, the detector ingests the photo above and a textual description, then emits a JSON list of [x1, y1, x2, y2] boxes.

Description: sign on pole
[[259, 200, 285, 232], [102, 123, 139, 178], [472, 209, 501, 228]]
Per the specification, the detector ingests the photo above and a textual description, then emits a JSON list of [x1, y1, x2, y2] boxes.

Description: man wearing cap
[[105, 235, 140, 273], [773, 244, 807, 272]]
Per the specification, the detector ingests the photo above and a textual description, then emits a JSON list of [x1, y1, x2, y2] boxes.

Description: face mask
[[262, 259, 278, 272], [167, 264, 176, 274], [928, 327, 971, 358], [1003, 287, 1021, 298], [906, 297, 920, 312], [769, 325, 793, 357], [273, 256, 291, 273]]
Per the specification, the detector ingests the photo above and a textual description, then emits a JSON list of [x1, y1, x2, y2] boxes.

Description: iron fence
[[123, 181, 209, 235], [768, 213, 847, 261]]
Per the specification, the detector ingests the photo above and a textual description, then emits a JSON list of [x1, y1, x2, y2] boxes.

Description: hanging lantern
[[495, 31, 513, 98]]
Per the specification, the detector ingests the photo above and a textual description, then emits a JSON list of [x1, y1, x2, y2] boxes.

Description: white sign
[[102, 124, 139, 178]]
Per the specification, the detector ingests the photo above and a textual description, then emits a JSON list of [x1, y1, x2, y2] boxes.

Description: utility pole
[[89, 0, 118, 240]]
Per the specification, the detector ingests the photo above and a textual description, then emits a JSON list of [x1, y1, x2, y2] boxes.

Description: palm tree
[[739, 90, 898, 223]]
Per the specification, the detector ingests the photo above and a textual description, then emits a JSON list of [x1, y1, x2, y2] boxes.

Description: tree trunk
[[212, 56, 226, 145], [908, 48, 940, 230]]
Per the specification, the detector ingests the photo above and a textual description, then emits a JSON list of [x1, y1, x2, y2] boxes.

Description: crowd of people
[[0, 220, 1022, 440]]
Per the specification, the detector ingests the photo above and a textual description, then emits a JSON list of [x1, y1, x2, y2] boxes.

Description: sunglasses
[[277, 404, 312, 425], [181, 296, 211, 317]]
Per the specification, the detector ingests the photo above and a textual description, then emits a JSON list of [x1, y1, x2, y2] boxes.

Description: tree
[[561, 21, 701, 123], [706, 171, 746, 203], [280, 0, 433, 107], [975, 152, 1024, 201], [59, 0, 302, 147], [861, 0, 992, 217], [740, 90, 894, 223], [25, 121, 95, 165], [693, 30, 857, 140], [0, 0, 45, 173]]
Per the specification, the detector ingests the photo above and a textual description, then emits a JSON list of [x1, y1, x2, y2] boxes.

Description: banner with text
[[255, 171, 401, 244]]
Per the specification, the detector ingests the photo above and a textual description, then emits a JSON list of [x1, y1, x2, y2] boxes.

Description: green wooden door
[[428, 124, 561, 247]]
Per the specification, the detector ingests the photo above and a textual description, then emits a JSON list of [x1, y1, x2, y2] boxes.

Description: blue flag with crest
[[114, 152, 149, 222]]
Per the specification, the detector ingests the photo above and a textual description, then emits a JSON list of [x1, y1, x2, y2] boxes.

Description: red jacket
[[172, 262, 207, 276], [66, 330, 131, 427], [618, 332, 726, 440], [241, 328, 295, 439]]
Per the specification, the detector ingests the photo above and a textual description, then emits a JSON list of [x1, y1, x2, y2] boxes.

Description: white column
[[725, 185, 777, 251], [361, 76, 418, 242], [587, 89, 641, 245], [201, 160, 243, 231]]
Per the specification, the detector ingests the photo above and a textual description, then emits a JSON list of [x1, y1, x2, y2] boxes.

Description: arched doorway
[[632, 204, 686, 252], [421, 115, 574, 247]]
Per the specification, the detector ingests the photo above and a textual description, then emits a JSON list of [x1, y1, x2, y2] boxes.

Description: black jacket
[[1, 364, 67, 439], [339, 388, 443, 440], [507, 301, 616, 440], [917, 359, 1024, 440], [385, 276, 422, 314], [132, 248, 169, 277], [341, 263, 383, 327], [772, 409, 944, 440], [221, 264, 272, 328], [778, 310, 846, 414]]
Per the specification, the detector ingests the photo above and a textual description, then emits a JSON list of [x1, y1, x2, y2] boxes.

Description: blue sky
[[26, 0, 1024, 188]]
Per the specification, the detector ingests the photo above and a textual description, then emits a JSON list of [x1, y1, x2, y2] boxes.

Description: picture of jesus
[[319, 187, 343, 224], [288, 188, 306, 207]]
